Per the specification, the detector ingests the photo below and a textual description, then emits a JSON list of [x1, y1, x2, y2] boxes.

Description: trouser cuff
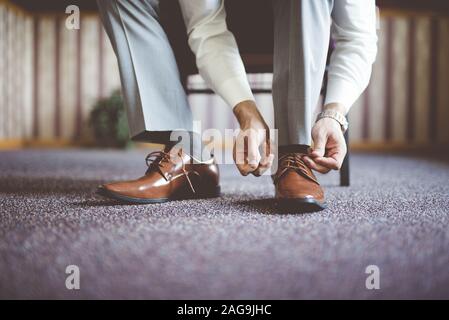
[[279, 144, 310, 155], [131, 130, 209, 161]]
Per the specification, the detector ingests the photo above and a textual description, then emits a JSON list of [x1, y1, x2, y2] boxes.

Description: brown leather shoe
[[273, 152, 326, 212], [97, 148, 220, 204]]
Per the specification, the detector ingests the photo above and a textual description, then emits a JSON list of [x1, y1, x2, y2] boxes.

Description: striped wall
[[0, 4, 33, 141], [349, 15, 449, 146], [1, 3, 449, 147]]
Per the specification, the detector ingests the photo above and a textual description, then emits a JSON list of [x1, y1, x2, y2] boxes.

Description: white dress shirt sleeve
[[178, 0, 255, 109], [324, 0, 378, 113]]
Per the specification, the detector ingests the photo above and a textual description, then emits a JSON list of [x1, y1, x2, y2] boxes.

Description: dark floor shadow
[[0, 176, 106, 195], [71, 199, 136, 208], [235, 198, 317, 215], [315, 184, 346, 189]]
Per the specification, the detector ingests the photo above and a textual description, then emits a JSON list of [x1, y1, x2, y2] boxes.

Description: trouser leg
[[97, 0, 193, 143], [272, 0, 333, 149]]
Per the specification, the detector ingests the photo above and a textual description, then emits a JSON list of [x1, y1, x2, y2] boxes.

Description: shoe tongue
[[280, 151, 306, 158], [277, 154, 319, 185], [278, 152, 304, 165]]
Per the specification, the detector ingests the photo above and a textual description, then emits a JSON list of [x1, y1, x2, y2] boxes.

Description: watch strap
[[316, 110, 349, 132]]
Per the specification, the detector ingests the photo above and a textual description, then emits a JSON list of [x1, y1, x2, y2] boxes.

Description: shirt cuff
[[216, 75, 255, 109], [324, 77, 362, 114]]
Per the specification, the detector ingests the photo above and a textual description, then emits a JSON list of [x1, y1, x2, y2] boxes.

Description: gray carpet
[[0, 149, 448, 299]]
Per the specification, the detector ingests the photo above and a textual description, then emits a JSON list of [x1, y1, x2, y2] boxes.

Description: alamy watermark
[[65, 265, 80, 290], [65, 5, 80, 30], [365, 265, 380, 290]]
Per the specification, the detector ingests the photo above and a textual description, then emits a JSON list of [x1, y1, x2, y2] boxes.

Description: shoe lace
[[145, 150, 197, 193], [275, 153, 318, 184]]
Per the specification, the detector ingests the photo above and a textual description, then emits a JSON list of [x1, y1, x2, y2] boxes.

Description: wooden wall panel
[[59, 15, 78, 140], [0, 4, 6, 139], [368, 18, 388, 143], [414, 18, 431, 144], [391, 17, 408, 143], [437, 20, 449, 144], [36, 17, 56, 139], [5, 8, 13, 138], [22, 15, 33, 139]]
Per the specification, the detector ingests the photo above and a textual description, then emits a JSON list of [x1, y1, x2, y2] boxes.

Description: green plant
[[89, 90, 131, 148]]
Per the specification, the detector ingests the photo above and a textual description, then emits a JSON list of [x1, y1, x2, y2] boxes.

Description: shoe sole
[[277, 198, 326, 213], [96, 185, 221, 204]]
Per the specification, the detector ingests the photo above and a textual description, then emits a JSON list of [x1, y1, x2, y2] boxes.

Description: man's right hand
[[233, 101, 274, 176]]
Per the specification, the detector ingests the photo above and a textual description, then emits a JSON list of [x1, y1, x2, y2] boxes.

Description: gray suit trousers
[[273, 0, 333, 146], [97, 0, 193, 141]]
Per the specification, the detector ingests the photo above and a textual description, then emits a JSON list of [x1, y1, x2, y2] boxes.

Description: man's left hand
[[303, 107, 347, 174]]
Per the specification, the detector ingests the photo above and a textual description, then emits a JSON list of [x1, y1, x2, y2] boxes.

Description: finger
[[311, 130, 327, 158], [246, 133, 261, 169], [264, 127, 272, 155], [236, 133, 260, 175], [252, 153, 274, 177], [236, 162, 249, 176], [313, 156, 340, 170], [331, 148, 347, 170], [233, 137, 249, 176], [316, 141, 347, 170], [253, 136, 275, 177], [303, 156, 331, 174]]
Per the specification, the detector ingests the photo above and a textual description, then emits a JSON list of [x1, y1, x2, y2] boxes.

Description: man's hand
[[233, 101, 274, 176], [303, 104, 347, 174]]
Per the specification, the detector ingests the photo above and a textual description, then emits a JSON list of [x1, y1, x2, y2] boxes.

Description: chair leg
[[182, 75, 189, 93], [340, 129, 350, 186]]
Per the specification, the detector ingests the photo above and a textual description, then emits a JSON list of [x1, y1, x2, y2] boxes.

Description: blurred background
[[0, 0, 448, 151], [1, 0, 449, 300]]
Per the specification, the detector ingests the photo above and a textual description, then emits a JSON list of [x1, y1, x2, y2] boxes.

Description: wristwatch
[[316, 109, 349, 133]]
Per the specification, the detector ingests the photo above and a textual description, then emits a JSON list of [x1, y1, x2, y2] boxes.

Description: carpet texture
[[0, 149, 448, 299]]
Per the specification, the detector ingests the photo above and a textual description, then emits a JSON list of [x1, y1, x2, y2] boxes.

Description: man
[[97, 0, 377, 212]]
